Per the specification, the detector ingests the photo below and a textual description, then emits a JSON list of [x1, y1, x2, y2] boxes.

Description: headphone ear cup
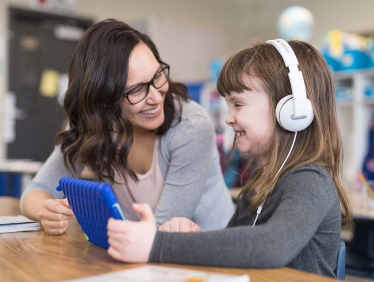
[[276, 95, 314, 132]]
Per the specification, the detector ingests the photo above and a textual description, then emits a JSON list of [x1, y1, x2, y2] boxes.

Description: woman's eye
[[154, 72, 162, 81], [129, 86, 146, 96], [235, 103, 243, 107]]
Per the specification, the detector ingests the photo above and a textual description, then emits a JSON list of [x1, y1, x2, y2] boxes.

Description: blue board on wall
[[186, 83, 204, 104], [0, 172, 23, 198]]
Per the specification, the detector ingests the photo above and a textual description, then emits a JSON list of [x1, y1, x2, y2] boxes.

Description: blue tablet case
[[56, 176, 126, 249]]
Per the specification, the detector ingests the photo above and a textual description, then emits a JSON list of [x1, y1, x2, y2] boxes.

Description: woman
[[21, 19, 234, 234]]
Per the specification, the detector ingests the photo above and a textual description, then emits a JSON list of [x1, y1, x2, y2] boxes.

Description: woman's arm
[[22, 189, 54, 220], [21, 146, 83, 234], [154, 107, 232, 229], [21, 146, 84, 211]]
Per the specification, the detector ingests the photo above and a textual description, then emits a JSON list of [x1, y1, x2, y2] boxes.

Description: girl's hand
[[38, 198, 73, 235], [159, 217, 201, 233], [107, 203, 156, 262]]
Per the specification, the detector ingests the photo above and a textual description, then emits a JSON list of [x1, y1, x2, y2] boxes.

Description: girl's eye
[[235, 103, 243, 107]]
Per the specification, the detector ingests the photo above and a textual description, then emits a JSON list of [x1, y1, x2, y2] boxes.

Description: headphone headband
[[266, 39, 299, 68], [267, 39, 314, 132], [267, 39, 308, 119]]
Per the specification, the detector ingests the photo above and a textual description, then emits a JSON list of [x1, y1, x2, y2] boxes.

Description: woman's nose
[[147, 85, 164, 103]]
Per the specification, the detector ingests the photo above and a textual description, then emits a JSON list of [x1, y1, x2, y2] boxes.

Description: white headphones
[[267, 39, 314, 132]]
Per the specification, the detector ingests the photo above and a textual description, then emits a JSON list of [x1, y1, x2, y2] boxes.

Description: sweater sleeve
[[20, 146, 84, 212], [149, 167, 334, 268], [154, 109, 219, 227], [226, 203, 239, 227]]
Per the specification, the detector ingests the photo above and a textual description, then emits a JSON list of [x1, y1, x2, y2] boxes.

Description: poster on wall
[[3, 92, 16, 144], [30, 0, 77, 13], [0, 36, 4, 77]]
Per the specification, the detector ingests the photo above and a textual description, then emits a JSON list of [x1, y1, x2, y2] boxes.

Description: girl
[[20, 19, 234, 234], [106, 39, 351, 278]]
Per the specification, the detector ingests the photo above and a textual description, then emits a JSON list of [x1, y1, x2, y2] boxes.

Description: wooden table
[[0, 197, 338, 282]]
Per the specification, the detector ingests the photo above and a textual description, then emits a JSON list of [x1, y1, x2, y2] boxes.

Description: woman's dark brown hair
[[55, 19, 189, 184], [217, 40, 351, 226]]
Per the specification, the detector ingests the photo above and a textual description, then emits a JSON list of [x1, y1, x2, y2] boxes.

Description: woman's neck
[[128, 127, 157, 174]]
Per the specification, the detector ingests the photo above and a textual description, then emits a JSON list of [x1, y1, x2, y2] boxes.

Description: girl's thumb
[[133, 203, 154, 222]]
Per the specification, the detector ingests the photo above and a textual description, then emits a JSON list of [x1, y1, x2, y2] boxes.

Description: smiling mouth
[[236, 131, 245, 137], [139, 105, 160, 115]]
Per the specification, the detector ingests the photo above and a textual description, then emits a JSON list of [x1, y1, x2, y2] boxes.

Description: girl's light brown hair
[[217, 40, 351, 226]]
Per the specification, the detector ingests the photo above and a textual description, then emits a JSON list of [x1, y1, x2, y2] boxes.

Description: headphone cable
[[252, 131, 298, 226]]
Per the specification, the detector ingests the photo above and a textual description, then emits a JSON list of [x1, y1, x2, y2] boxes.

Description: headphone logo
[[267, 39, 314, 132]]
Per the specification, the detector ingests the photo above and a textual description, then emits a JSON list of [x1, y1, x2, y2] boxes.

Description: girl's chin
[[236, 146, 250, 154]]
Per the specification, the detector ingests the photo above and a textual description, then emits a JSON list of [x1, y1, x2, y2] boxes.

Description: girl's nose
[[225, 114, 235, 126]]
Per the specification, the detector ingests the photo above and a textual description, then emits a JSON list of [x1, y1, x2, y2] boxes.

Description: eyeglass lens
[[127, 66, 169, 104]]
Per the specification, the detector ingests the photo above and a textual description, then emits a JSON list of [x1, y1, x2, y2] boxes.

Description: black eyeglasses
[[123, 63, 170, 105]]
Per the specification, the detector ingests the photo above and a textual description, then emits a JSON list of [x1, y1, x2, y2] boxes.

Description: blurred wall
[[240, 0, 374, 45], [0, 0, 374, 159]]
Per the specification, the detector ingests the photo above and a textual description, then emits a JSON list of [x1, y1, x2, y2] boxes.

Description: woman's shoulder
[[178, 98, 211, 120], [170, 98, 214, 129], [161, 99, 216, 144]]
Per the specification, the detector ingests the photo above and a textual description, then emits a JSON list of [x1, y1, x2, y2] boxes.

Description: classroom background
[[1, 0, 374, 280]]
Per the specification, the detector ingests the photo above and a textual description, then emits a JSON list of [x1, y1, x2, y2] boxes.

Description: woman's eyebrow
[[126, 66, 162, 89]]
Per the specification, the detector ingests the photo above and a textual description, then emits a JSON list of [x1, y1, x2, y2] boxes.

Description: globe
[[277, 6, 314, 41]]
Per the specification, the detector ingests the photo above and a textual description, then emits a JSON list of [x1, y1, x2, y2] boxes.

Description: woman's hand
[[159, 217, 201, 233], [38, 198, 73, 235], [107, 203, 156, 263]]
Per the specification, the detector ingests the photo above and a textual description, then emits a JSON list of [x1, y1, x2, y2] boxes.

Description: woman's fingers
[[39, 199, 73, 235], [158, 217, 201, 233]]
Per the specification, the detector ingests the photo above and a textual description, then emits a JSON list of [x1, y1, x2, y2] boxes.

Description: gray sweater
[[149, 165, 341, 278], [20, 100, 234, 230]]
